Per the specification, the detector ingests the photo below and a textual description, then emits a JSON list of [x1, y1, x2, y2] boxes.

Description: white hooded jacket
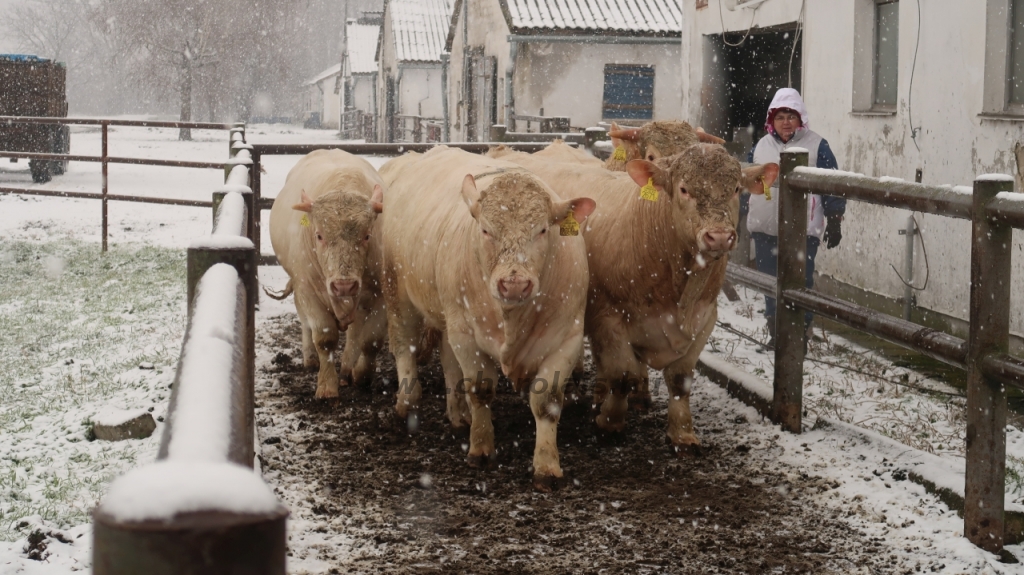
[[747, 89, 827, 239]]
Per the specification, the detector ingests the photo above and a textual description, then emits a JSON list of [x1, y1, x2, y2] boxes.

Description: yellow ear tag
[[300, 214, 310, 227], [560, 211, 580, 236], [640, 177, 659, 202], [612, 146, 627, 161], [761, 177, 772, 201]]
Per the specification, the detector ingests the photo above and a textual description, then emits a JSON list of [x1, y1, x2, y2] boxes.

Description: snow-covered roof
[[388, 0, 453, 63], [306, 63, 341, 86], [501, 0, 681, 36], [346, 22, 380, 75]]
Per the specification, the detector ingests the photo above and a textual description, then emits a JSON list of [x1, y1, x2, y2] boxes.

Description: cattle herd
[[266, 121, 779, 492]]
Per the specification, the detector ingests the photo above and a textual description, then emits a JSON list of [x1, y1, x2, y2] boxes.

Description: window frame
[[872, 0, 900, 110], [852, 0, 899, 115], [982, 0, 1024, 118], [601, 64, 656, 121]]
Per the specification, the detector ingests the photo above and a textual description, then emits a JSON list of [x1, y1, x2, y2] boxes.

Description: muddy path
[[255, 314, 891, 574]]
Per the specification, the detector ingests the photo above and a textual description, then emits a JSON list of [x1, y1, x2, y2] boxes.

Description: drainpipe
[[441, 53, 450, 142], [505, 40, 518, 129]]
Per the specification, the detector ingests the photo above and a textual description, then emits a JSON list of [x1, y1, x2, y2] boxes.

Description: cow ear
[[552, 197, 597, 225], [292, 189, 314, 213], [370, 184, 384, 214], [696, 127, 726, 145], [625, 159, 670, 195], [741, 163, 780, 194], [461, 174, 482, 218]]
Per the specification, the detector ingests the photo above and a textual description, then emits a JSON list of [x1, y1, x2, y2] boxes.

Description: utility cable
[[908, 0, 922, 152], [890, 213, 930, 291], [787, 0, 805, 88], [718, 0, 762, 47]]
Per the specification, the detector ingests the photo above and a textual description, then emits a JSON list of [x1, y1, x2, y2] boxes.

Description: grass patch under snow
[[0, 240, 186, 540]]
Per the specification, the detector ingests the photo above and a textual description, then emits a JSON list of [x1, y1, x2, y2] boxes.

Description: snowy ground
[[1, 123, 1022, 572]]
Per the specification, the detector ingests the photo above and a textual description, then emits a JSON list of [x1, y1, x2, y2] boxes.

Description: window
[[1011, 0, 1024, 105], [874, 1, 899, 108], [602, 64, 655, 120]]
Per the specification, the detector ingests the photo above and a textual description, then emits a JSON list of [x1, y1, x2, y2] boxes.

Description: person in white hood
[[741, 88, 846, 350]]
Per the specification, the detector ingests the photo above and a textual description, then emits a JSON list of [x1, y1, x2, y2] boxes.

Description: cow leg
[[629, 379, 653, 413], [663, 313, 716, 456], [351, 307, 387, 387], [295, 299, 318, 370], [591, 333, 644, 433], [440, 332, 471, 431], [337, 310, 366, 388], [530, 356, 575, 492], [296, 291, 340, 399], [448, 333, 498, 467], [387, 302, 423, 423]]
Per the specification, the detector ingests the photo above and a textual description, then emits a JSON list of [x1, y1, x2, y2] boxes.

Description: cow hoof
[[671, 442, 704, 458], [594, 415, 626, 434], [467, 452, 496, 469], [314, 387, 339, 399], [628, 395, 653, 413], [532, 473, 563, 493]]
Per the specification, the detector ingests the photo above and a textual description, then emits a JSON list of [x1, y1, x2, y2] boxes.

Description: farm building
[[303, 63, 343, 129], [342, 17, 382, 140], [443, 0, 683, 141], [684, 0, 1024, 349], [375, 0, 453, 143]]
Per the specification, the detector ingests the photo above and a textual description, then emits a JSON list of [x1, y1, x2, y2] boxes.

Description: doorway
[[702, 24, 802, 159]]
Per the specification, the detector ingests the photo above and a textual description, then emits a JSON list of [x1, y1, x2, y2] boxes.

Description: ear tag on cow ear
[[640, 178, 659, 202], [300, 214, 310, 227], [761, 176, 772, 201], [560, 211, 580, 236], [612, 146, 627, 161]]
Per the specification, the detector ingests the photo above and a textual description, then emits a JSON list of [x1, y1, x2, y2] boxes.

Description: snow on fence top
[[167, 263, 243, 462], [503, 0, 681, 35], [214, 192, 247, 237], [101, 460, 280, 522]]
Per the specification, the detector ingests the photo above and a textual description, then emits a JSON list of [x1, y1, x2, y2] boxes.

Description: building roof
[[388, 0, 453, 63], [306, 63, 341, 86], [500, 0, 681, 36], [346, 22, 380, 75]]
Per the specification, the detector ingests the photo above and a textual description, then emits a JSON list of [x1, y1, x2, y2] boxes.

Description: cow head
[[292, 185, 384, 313], [626, 145, 779, 262], [461, 172, 595, 307], [609, 120, 725, 165]]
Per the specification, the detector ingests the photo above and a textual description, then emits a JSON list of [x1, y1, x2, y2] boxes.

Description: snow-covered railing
[[92, 132, 286, 574], [725, 150, 1023, 553]]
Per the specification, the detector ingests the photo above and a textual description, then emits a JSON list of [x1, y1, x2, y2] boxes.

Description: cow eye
[[539, 227, 547, 235], [647, 154, 655, 161], [680, 186, 689, 196], [316, 233, 323, 241], [364, 234, 371, 241]]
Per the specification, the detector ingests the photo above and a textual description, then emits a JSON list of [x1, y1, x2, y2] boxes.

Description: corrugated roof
[[346, 22, 379, 74], [306, 63, 341, 86], [502, 0, 681, 36], [390, 0, 453, 63]]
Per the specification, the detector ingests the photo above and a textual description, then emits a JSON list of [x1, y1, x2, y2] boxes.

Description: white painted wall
[[684, 0, 1024, 338], [350, 74, 375, 113], [318, 76, 341, 129], [398, 66, 444, 118]]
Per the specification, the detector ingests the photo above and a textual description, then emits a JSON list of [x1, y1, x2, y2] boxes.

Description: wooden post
[[772, 149, 809, 433], [489, 124, 508, 142], [212, 190, 254, 241], [251, 150, 262, 257], [964, 175, 1014, 551]]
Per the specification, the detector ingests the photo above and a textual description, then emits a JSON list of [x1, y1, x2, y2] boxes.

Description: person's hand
[[823, 215, 843, 249]]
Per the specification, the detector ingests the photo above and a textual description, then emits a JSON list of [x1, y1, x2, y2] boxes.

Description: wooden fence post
[[964, 175, 1015, 551], [489, 125, 508, 142], [772, 149, 809, 433]]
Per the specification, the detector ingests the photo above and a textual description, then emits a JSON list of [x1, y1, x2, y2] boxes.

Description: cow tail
[[263, 279, 294, 301]]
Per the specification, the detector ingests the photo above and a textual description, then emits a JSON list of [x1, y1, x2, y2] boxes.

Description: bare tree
[[4, 0, 88, 65]]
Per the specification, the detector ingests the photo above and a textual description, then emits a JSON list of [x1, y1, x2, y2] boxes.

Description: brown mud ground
[[256, 315, 895, 574]]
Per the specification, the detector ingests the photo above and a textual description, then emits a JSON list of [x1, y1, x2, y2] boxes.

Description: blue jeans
[[751, 232, 819, 327]]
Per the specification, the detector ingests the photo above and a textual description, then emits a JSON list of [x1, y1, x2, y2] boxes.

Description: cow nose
[[702, 230, 736, 252], [497, 277, 533, 301], [330, 279, 359, 297]]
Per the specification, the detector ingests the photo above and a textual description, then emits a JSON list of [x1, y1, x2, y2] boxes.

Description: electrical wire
[[890, 213, 930, 291], [718, 0, 762, 47], [787, 0, 805, 88], [908, 0, 922, 152]]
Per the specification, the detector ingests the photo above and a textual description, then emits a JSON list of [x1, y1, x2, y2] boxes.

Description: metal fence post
[[251, 150, 262, 257], [772, 149, 809, 433], [102, 121, 109, 252], [964, 175, 1014, 551]]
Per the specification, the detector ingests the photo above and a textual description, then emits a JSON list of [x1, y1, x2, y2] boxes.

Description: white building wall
[[351, 75, 375, 113], [319, 77, 341, 129], [684, 0, 1024, 338], [398, 66, 444, 118], [515, 42, 682, 128]]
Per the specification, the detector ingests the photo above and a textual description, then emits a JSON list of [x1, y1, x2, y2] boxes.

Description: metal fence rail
[[725, 151, 1023, 552], [0, 116, 241, 251], [91, 128, 286, 574]]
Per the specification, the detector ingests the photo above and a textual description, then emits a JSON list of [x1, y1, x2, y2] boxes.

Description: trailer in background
[[0, 54, 69, 183]]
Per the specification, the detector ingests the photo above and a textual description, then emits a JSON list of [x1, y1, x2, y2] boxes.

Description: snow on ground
[[1, 122, 1023, 572]]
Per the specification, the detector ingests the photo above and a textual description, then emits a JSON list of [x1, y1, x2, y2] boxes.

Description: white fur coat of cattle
[[380, 146, 595, 491], [268, 149, 386, 399]]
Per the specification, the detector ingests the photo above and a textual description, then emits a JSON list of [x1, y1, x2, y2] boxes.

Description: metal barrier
[[725, 149, 1024, 552], [91, 129, 285, 574], [0, 116, 242, 251]]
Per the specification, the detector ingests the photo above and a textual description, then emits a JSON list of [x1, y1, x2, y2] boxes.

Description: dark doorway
[[385, 75, 396, 142], [702, 25, 802, 159]]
